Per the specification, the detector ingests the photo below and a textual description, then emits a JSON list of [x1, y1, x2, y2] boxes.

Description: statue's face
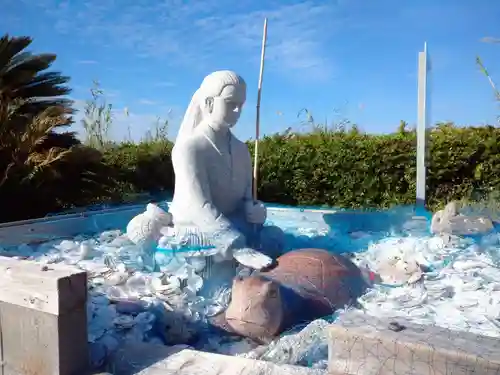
[[206, 84, 246, 128]]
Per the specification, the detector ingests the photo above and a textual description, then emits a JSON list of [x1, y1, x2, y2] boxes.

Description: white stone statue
[[169, 70, 284, 270]]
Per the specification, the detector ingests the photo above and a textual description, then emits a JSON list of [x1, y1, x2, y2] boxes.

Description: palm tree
[[0, 34, 117, 222]]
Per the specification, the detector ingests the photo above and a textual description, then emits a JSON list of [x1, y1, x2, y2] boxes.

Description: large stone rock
[[212, 248, 368, 343], [431, 201, 494, 235]]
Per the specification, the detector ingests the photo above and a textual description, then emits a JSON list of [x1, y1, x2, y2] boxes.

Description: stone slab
[[109, 342, 328, 375], [328, 310, 500, 375], [0, 256, 89, 375]]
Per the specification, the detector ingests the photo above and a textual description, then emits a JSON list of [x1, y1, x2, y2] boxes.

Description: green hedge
[[102, 140, 175, 199], [104, 125, 500, 210], [4, 125, 500, 223], [257, 126, 500, 209]]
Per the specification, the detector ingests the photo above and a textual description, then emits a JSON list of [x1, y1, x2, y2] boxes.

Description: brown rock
[[214, 248, 368, 343]]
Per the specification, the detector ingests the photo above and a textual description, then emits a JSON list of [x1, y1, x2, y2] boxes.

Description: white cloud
[[154, 81, 176, 87], [20, 0, 342, 80], [76, 60, 98, 64], [481, 37, 500, 44], [138, 99, 158, 106]]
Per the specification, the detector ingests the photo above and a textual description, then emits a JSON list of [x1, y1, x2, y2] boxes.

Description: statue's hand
[[244, 200, 267, 225], [233, 248, 273, 270]]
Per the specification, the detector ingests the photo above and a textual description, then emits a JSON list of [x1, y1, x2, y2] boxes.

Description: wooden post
[[252, 17, 268, 200], [0, 256, 88, 375]]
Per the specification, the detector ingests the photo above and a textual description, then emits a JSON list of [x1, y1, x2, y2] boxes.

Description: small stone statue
[[125, 203, 173, 271], [169, 70, 284, 271], [431, 201, 493, 236]]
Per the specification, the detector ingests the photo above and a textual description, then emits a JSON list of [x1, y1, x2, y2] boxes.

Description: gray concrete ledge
[[329, 310, 500, 375]]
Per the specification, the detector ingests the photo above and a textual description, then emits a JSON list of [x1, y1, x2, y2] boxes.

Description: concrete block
[[328, 310, 500, 375], [0, 256, 88, 375]]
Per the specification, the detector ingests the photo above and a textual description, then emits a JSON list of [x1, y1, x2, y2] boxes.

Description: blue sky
[[3, 0, 500, 141]]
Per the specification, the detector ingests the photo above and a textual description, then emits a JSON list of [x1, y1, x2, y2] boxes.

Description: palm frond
[[0, 34, 119, 221]]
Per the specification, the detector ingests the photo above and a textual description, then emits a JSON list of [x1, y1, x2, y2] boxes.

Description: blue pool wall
[[1, 197, 435, 256]]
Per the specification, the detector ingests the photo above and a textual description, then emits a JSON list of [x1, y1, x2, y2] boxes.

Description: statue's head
[[225, 274, 284, 343], [199, 70, 246, 130], [176, 70, 246, 142]]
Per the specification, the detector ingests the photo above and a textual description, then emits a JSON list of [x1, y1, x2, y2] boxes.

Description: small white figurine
[[126, 203, 173, 270], [431, 201, 493, 235], [169, 70, 284, 270]]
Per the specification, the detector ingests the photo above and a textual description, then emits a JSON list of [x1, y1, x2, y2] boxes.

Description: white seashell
[[167, 276, 181, 290], [105, 272, 129, 286], [79, 243, 92, 260], [113, 315, 135, 329], [116, 263, 127, 273], [187, 256, 206, 273], [150, 276, 180, 293], [186, 274, 203, 293], [99, 230, 122, 243]]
